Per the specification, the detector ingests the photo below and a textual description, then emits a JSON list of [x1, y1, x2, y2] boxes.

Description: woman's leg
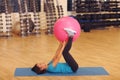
[[62, 37, 78, 72]]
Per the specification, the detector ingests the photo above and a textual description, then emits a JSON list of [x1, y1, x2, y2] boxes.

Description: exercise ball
[[53, 16, 81, 42]]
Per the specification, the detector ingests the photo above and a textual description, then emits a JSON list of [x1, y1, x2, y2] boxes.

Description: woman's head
[[32, 63, 48, 74]]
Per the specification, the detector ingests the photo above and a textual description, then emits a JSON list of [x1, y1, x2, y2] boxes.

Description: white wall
[[40, 0, 67, 29]]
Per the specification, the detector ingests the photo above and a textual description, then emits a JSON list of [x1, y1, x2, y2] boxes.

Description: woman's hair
[[31, 64, 46, 74]]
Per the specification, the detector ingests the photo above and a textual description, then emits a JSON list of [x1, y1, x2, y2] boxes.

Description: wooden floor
[[0, 27, 120, 80]]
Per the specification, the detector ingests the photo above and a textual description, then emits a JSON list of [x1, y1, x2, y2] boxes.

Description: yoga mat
[[14, 67, 109, 76]]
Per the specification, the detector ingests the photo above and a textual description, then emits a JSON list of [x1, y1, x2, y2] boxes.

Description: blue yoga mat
[[14, 67, 109, 76]]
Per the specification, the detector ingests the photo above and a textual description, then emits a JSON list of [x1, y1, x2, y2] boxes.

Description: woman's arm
[[52, 41, 66, 67], [52, 42, 63, 61]]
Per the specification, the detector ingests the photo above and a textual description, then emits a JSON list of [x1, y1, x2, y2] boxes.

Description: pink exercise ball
[[53, 16, 81, 42]]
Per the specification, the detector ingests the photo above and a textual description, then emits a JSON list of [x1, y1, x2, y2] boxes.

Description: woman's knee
[[62, 50, 69, 55]]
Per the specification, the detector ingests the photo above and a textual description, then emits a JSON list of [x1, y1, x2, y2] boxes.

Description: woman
[[32, 28, 78, 74]]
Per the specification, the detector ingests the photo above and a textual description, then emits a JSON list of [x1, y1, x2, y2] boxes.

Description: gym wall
[[0, 0, 67, 34]]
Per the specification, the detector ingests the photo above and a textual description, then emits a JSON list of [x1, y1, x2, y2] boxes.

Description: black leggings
[[62, 37, 78, 72]]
